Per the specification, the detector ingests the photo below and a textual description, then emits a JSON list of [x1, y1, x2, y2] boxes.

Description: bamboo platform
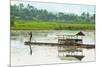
[[24, 41, 95, 49]]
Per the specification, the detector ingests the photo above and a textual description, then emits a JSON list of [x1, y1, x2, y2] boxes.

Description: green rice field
[[11, 21, 95, 30]]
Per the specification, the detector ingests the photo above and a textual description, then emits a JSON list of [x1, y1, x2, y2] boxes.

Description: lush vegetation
[[10, 3, 95, 30], [11, 21, 95, 30]]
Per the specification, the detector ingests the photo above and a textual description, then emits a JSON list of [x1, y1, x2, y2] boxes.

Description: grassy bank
[[11, 21, 95, 30]]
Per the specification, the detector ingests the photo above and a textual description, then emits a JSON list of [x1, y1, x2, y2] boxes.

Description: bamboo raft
[[24, 41, 95, 49]]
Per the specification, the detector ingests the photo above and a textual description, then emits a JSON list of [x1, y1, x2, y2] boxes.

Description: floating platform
[[24, 41, 95, 49], [24, 41, 59, 45]]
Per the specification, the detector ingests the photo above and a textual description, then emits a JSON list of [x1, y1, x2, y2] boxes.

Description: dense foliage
[[10, 3, 95, 24]]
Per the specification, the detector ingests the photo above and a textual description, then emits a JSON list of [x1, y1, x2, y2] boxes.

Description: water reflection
[[11, 30, 95, 66]]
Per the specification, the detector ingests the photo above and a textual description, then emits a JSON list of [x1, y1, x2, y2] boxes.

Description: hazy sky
[[11, 1, 96, 15]]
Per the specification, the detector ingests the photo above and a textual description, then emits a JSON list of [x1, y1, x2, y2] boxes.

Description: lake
[[11, 30, 95, 66]]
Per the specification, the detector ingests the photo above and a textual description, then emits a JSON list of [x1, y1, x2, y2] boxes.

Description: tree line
[[10, 3, 95, 26]]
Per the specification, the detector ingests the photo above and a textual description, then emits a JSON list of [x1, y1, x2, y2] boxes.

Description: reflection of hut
[[58, 46, 84, 60], [57, 31, 85, 60]]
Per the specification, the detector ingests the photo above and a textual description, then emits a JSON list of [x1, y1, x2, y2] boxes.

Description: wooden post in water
[[28, 32, 32, 55]]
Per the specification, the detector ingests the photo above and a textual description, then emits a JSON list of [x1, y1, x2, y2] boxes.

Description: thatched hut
[[76, 31, 85, 36]]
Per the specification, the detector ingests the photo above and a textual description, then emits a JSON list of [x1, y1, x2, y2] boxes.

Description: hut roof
[[76, 31, 85, 36]]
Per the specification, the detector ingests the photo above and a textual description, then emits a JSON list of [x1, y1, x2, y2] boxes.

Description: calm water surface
[[11, 30, 95, 66]]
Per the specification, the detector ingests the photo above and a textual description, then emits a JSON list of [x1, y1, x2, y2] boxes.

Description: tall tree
[[10, 16, 15, 26]]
